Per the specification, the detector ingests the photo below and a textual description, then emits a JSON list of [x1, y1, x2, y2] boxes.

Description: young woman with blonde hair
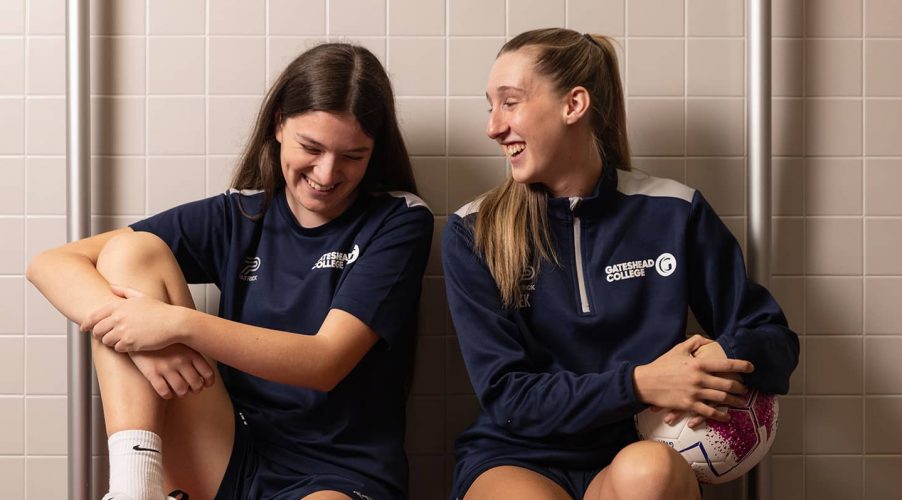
[[443, 28, 798, 500], [29, 43, 432, 499]]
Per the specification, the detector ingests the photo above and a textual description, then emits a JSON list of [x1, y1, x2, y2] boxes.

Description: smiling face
[[485, 49, 572, 190], [275, 111, 374, 228]]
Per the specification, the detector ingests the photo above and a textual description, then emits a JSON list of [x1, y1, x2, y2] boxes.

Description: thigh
[[465, 465, 572, 500]]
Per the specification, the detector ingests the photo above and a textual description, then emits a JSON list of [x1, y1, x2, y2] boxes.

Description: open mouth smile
[[304, 174, 336, 192], [503, 142, 526, 159]]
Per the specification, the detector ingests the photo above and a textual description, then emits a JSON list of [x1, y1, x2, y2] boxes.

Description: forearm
[[479, 363, 644, 438], [27, 248, 122, 325], [177, 308, 367, 392]]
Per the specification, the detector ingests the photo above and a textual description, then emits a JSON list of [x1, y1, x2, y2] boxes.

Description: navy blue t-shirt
[[131, 188, 433, 497]]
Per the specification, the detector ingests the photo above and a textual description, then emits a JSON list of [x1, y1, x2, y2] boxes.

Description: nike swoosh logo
[[132, 444, 160, 453]]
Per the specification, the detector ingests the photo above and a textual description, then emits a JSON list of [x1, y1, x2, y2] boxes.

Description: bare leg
[[302, 492, 352, 499], [584, 441, 701, 500], [464, 465, 572, 500], [95, 231, 234, 497]]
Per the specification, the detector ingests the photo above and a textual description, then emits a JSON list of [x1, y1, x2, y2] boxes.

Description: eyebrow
[[295, 133, 371, 153], [485, 85, 527, 100]]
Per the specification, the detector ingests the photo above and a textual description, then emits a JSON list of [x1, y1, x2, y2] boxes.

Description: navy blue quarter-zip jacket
[[442, 166, 799, 477]]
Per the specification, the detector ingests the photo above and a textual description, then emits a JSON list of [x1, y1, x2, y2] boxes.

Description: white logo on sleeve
[[655, 253, 676, 277], [239, 257, 261, 281], [312, 244, 360, 270]]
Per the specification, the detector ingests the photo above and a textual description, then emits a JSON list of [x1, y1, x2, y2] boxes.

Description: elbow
[[305, 364, 345, 393], [26, 251, 51, 286], [311, 376, 338, 393]]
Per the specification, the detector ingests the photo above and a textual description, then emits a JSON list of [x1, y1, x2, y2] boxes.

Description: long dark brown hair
[[475, 28, 631, 308], [231, 43, 417, 216]]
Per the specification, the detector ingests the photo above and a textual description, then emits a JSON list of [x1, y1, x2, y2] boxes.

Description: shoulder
[[223, 188, 266, 211], [366, 191, 434, 238], [443, 196, 486, 251], [447, 195, 485, 235], [375, 191, 434, 224], [384, 191, 431, 212], [453, 195, 486, 219], [616, 169, 696, 204]]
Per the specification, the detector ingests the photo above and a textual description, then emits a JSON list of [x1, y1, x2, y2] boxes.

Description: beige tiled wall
[[2, 0, 901, 498]]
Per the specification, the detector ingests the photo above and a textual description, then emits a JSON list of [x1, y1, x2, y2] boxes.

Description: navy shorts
[[451, 458, 606, 500], [214, 411, 386, 500]]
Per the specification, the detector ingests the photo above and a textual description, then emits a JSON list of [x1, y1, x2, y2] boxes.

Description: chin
[[510, 167, 538, 186]]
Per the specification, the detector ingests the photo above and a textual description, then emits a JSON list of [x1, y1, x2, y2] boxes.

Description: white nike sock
[[106, 430, 165, 500]]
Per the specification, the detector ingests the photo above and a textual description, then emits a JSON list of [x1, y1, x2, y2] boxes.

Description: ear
[[274, 112, 283, 144], [562, 86, 591, 125]]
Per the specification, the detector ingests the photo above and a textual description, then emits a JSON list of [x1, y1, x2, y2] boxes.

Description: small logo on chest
[[239, 257, 261, 281], [312, 244, 360, 270], [605, 253, 677, 282]]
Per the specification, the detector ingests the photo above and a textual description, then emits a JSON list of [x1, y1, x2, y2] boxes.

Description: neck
[[545, 130, 603, 198]]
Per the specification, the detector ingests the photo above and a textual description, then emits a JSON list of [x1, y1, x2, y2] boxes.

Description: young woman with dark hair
[[443, 28, 799, 500], [28, 43, 432, 500]]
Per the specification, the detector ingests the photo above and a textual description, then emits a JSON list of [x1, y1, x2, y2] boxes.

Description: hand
[[81, 284, 184, 352], [661, 338, 745, 428], [130, 344, 216, 399], [633, 335, 753, 424]]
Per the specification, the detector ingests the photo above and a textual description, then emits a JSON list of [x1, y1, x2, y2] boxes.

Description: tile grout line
[[860, 0, 867, 490], [22, 0, 29, 490], [800, 0, 808, 495]]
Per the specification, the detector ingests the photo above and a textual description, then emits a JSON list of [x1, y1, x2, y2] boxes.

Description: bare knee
[[466, 466, 571, 500], [602, 441, 699, 500], [97, 231, 173, 275], [96, 231, 193, 307]]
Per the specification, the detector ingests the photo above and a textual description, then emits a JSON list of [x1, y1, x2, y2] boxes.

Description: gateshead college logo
[[312, 244, 360, 270], [605, 252, 676, 282]]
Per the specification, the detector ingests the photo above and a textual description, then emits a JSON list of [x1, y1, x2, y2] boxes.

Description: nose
[[486, 106, 508, 141], [314, 154, 338, 184]]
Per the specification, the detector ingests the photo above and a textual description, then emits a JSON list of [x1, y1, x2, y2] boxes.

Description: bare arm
[[182, 307, 378, 392], [26, 227, 134, 324], [27, 228, 215, 398], [87, 290, 379, 393]]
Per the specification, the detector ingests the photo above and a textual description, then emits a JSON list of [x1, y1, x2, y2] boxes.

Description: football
[[634, 390, 779, 484]]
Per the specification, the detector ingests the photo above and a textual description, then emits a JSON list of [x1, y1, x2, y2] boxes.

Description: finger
[[99, 328, 121, 347], [91, 317, 116, 340], [164, 371, 190, 398], [682, 334, 713, 352], [110, 284, 145, 300], [696, 388, 748, 409], [690, 401, 730, 423], [664, 409, 683, 425], [81, 303, 115, 332], [191, 356, 216, 387], [177, 364, 205, 393], [149, 376, 173, 400], [700, 374, 749, 396], [687, 414, 706, 429], [649, 406, 664, 413], [697, 357, 754, 374]]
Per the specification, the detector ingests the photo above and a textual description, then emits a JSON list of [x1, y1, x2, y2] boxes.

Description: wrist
[[632, 364, 650, 404], [172, 306, 195, 346]]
